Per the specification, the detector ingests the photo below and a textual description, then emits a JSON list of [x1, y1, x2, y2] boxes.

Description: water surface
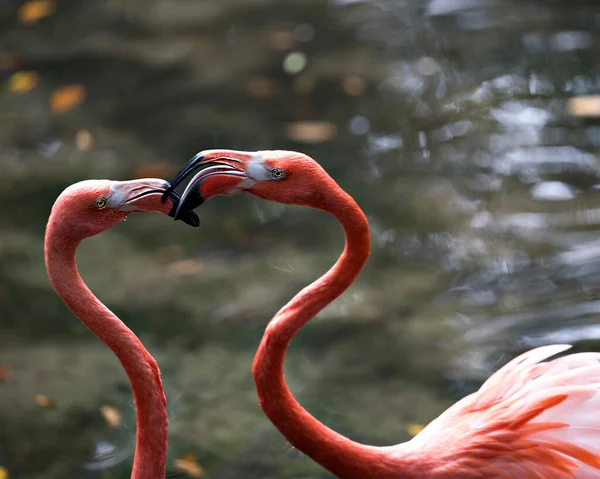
[[2, 0, 600, 477]]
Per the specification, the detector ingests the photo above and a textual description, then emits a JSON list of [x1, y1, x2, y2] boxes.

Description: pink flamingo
[[45, 178, 198, 479], [167, 149, 600, 478]]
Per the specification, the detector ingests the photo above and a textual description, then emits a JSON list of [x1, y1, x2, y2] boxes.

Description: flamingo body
[[45, 178, 192, 479], [168, 149, 600, 478], [399, 344, 600, 478]]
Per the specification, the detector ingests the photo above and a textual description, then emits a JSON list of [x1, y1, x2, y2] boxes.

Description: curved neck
[[44, 225, 168, 479], [252, 188, 397, 478]]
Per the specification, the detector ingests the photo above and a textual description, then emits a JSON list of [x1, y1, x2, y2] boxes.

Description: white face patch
[[193, 149, 267, 192], [106, 182, 124, 208], [246, 153, 271, 181], [215, 152, 266, 192]]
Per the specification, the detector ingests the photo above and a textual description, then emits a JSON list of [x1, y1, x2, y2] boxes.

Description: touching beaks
[[163, 151, 249, 223], [162, 152, 206, 201], [165, 188, 201, 227], [117, 178, 200, 227]]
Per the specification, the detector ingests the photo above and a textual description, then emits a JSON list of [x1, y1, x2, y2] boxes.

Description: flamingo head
[[50, 178, 199, 239], [163, 149, 340, 220]]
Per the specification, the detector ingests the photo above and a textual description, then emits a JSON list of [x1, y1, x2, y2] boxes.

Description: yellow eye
[[271, 168, 285, 180], [95, 197, 107, 209]]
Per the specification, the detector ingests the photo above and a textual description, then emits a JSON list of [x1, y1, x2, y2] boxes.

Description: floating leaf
[[224, 219, 247, 245], [285, 121, 336, 143], [0, 366, 11, 382], [568, 96, 600, 117], [100, 405, 121, 428], [132, 162, 175, 180], [246, 76, 278, 99], [155, 244, 184, 262], [50, 84, 86, 113], [75, 129, 93, 151], [293, 74, 315, 94], [268, 30, 294, 51], [0, 465, 8, 479], [0, 53, 21, 71], [294, 103, 314, 120], [168, 258, 204, 277], [174, 453, 204, 478], [405, 423, 425, 437], [342, 75, 366, 96], [8, 71, 38, 94], [18, 0, 56, 24], [35, 394, 56, 408]]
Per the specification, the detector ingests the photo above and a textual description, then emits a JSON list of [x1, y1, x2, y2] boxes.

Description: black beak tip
[[166, 188, 201, 228], [165, 153, 206, 198], [179, 188, 205, 213], [178, 210, 201, 228], [169, 204, 200, 228], [172, 187, 204, 227], [161, 182, 174, 204]]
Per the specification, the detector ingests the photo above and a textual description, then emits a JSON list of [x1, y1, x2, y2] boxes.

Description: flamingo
[[166, 149, 600, 479], [44, 178, 198, 479]]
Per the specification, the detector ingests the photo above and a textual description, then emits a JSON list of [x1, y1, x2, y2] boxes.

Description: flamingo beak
[[163, 152, 207, 197], [118, 178, 200, 227], [163, 152, 248, 222], [165, 188, 201, 227]]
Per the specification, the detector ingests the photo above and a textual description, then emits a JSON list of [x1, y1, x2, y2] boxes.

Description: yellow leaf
[[155, 244, 184, 262], [245, 76, 279, 99], [100, 405, 121, 428], [405, 423, 425, 437], [0, 465, 8, 479], [268, 30, 294, 51], [0, 53, 21, 71], [0, 365, 11, 382], [293, 74, 315, 94], [8, 71, 38, 94], [132, 162, 175, 180], [174, 453, 204, 478], [168, 259, 204, 278], [342, 75, 366, 96], [285, 121, 337, 143], [75, 129, 93, 151], [568, 96, 600, 118], [18, 0, 55, 24], [35, 394, 56, 408], [50, 84, 86, 113]]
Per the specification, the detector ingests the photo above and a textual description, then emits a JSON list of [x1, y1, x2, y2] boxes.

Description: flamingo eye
[[95, 197, 107, 209], [271, 168, 286, 180]]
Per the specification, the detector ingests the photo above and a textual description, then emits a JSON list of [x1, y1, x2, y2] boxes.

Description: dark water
[[2, 0, 600, 477]]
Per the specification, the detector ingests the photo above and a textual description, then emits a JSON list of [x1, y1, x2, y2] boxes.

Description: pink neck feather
[[44, 221, 168, 479], [252, 186, 412, 478]]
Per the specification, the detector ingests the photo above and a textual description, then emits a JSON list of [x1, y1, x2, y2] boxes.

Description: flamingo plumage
[[167, 149, 600, 479], [45, 178, 198, 479]]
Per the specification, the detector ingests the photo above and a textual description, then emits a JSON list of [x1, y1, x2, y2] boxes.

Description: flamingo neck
[[252, 187, 404, 478], [44, 225, 168, 479]]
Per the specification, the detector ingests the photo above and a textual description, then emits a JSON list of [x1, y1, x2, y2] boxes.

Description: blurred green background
[[2, 0, 600, 477]]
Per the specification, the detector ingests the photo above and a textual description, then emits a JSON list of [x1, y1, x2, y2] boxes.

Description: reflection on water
[[2, 0, 600, 477]]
